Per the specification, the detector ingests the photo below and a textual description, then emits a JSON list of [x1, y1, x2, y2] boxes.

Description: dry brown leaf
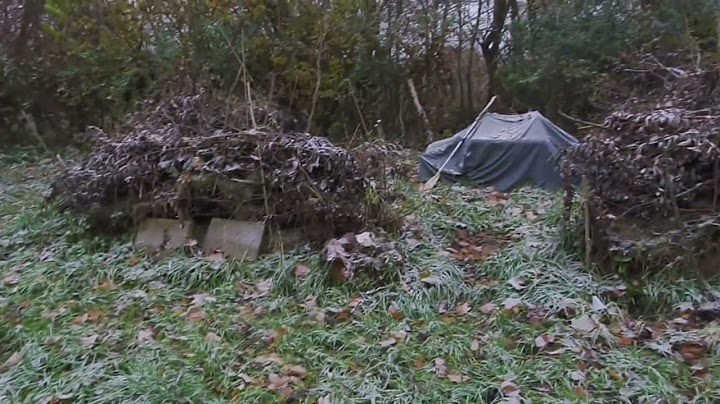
[[442, 316, 456, 325], [48, 393, 74, 404], [413, 357, 427, 369], [503, 298, 522, 311], [254, 353, 285, 366], [97, 279, 117, 292], [317, 394, 333, 404], [187, 307, 206, 323], [2, 272, 20, 286], [571, 315, 597, 333], [479, 302, 498, 314], [617, 337, 634, 346], [508, 276, 526, 291], [282, 364, 308, 379], [609, 369, 623, 381], [87, 310, 103, 322], [470, 339, 480, 351], [80, 334, 98, 347], [267, 373, 292, 391], [573, 385, 589, 398], [447, 373, 470, 383], [678, 343, 706, 362], [1, 351, 21, 371], [569, 370, 585, 382], [238, 372, 256, 384], [206, 252, 225, 269], [535, 335, 548, 348], [329, 261, 351, 284], [388, 303, 404, 320], [433, 358, 448, 377], [71, 313, 89, 326], [455, 302, 472, 316], [137, 328, 154, 344], [501, 379, 520, 397], [379, 338, 397, 348], [389, 330, 407, 342], [294, 263, 310, 279], [204, 332, 221, 343]]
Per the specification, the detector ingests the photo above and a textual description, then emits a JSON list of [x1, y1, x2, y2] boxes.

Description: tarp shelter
[[419, 111, 579, 191]]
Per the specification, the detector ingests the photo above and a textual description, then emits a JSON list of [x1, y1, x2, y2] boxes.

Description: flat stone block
[[202, 218, 265, 260], [135, 218, 192, 252]]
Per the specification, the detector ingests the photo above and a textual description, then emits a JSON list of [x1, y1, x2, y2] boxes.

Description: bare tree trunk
[[466, 0, 483, 114], [456, 0, 466, 114], [407, 78, 434, 144]]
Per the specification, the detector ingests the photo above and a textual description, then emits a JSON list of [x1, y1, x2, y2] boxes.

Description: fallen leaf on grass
[[71, 313, 89, 326], [413, 357, 427, 369], [535, 334, 555, 348], [205, 332, 221, 343], [503, 298, 523, 311], [46, 393, 74, 404], [591, 296, 607, 312], [470, 339, 480, 351], [2, 272, 20, 286], [455, 302, 472, 315], [479, 302, 498, 314], [187, 307, 206, 322], [573, 385, 589, 398], [388, 303, 404, 320], [380, 338, 397, 348], [97, 279, 117, 292], [501, 379, 520, 397], [239, 372, 256, 384], [571, 315, 597, 333], [190, 293, 216, 307], [677, 343, 706, 363], [569, 370, 585, 382], [317, 394, 333, 404], [137, 329, 155, 344], [508, 276, 526, 291], [448, 373, 470, 383], [0, 352, 21, 371], [294, 263, 310, 279], [442, 316, 455, 325], [254, 353, 285, 366], [390, 330, 407, 342], [282, 364, 308, 378], [267, 373, 294, 398], [206, 252, 225, 270], [433, 358, 448, 377], [420, 274, 442, 285], [616, 337, 634, 346], [355, 232, 375, 247], [80, 334, 98, 347], [677, 302, 694, 312], [87, 310, 103, 322]]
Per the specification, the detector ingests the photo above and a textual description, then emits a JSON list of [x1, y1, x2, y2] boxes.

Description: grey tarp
[[419, 111, 579, 191]]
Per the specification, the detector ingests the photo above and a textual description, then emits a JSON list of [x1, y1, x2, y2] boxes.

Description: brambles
[[49, 86, 404, 239], [560, 54, 720, 273]]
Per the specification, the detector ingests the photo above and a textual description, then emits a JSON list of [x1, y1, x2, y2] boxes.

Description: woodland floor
[[1, 147, 720, 404]]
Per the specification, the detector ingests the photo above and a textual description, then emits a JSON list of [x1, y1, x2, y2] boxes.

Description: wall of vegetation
[[1, 0, 718, 148]]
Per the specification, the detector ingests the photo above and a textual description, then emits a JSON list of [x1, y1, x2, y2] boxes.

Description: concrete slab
[[202, 218, 265, 260], [134, 218, 193, 253]]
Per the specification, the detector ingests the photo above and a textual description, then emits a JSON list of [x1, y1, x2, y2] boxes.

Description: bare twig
[[241, 27, 257, 129], [558, 110, 609, 129], [347, 80, 369, 135]]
